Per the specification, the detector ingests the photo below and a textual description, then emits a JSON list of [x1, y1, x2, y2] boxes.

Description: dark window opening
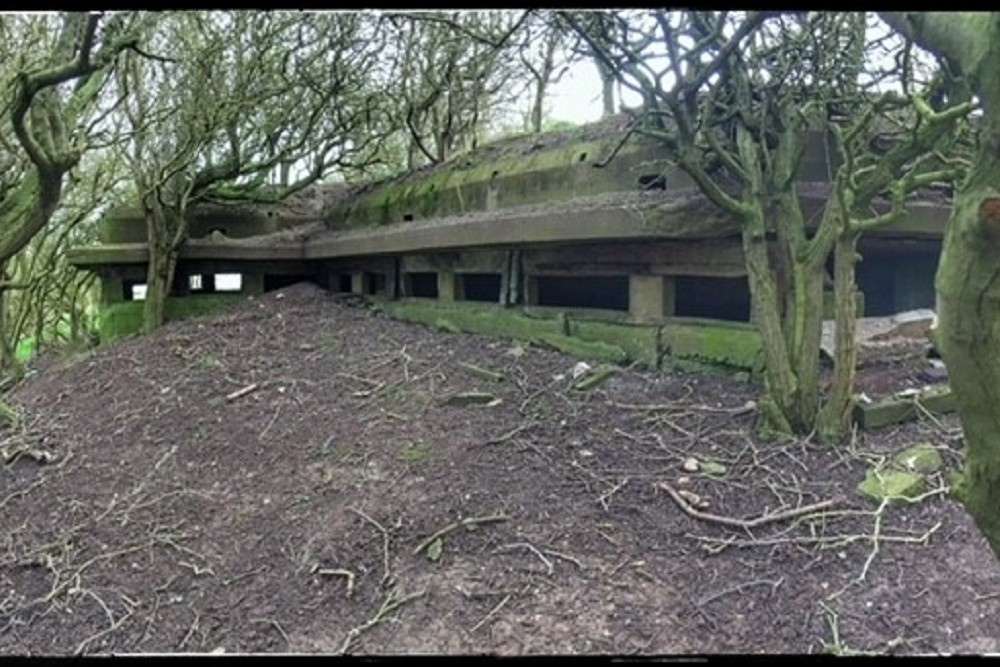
[[365, 272, 386, 296], [638, 173, 666, 190], [856, 248, 940, 316], [460, 273, 501, 303], [674, 276, 751, 322], [264, 274, 314, 292], [536, 275, 629, 311], [403, 213, 414, 221], [406, 272, 438, 298], [337, 274, 352, 293]]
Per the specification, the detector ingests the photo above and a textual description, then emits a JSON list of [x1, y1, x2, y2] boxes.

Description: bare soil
[[1, 283, 998, 656]]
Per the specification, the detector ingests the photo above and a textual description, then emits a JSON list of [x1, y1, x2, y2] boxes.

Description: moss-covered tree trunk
[[141, 206, 183, 335], [935, 143, 1000, 555], [819, 231, 860, 440], [740, 200, 828, 435], [881, 10, 1000, 556]]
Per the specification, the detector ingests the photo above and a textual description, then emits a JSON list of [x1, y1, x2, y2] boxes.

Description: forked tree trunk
[[741, 204, 827, 434]]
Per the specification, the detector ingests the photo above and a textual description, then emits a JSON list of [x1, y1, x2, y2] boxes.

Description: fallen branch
[[657, 482, 842, 530], [225, 383, 259, 402], [340, 589, 427, 654], [413, 514, 509, 556]]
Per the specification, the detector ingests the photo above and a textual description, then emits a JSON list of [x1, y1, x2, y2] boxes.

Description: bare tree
[[0, 12, 135, 376], [113, 11, 393, 332], [562, 11, 970, 436]]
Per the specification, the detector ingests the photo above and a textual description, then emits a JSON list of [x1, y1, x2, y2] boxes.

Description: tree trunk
[[741, 205, 826, 434], [819, 231, 860, 441], [935, 133, 1000, 555], [594, 59, 616, 118], [141, 208, 181, 335]]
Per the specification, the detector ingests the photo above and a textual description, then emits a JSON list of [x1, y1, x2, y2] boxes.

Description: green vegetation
[[98, 294, 248, 342]]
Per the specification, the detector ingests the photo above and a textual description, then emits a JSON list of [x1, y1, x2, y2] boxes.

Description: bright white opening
[[131, 284, 147, 301], [189, 274, 203, 290], [216, 273, 242, 292]]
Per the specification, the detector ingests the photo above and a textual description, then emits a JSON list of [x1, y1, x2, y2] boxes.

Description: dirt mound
[[1, 283, 998, 655]]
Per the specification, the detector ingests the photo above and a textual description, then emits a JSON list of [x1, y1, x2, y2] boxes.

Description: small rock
[[919, 364, 949, 384], [571, 361, 592, 379], [676, 476, 692, 486], [682, 457, 700, 473], [894, 443, 943, 474]]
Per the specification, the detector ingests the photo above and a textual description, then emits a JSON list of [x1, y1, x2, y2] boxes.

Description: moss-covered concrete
[[326, 135, 673, 230], [569, 319, 661, 368], [98, 294, 248, 342], [663, 319, 762, 370], [852, 387, 957, 430]]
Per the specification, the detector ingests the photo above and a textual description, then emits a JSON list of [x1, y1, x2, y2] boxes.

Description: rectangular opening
[[459, 273, 501, 303], [405, 272, 438, 298], [364, 272, 386, 296], [189, 274, 203, 291], [674, 276, 751, 322], [337, 274, 352, 293], [216, 273, 242, 292], [264, 275, 312, 292], [535, 275, 629, 311]]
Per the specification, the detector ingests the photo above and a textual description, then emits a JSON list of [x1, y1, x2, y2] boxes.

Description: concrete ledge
[[852, 387, 957, 430]]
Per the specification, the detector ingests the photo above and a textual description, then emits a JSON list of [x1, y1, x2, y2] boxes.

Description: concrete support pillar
[[525, 276, 539, 306], [242, 273, 265, 295], [438, 270, 457, 302], [629, 274, 675, 322], [100, 273, 125, 306], [351, 272, 365, 295]]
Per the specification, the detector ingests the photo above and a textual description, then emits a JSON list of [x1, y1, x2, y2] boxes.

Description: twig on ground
[[315, 567, 356, 598], [658, 482, 842, 530], [225, 383, 259, 402], [496, 542, 554, 574], [347, 507, 393, 587], [469, 594, 511, 633], [857, 498, 890, 583], [480, 420, 537, 447], [413, 514, 509, 556], [251, 617, 291, 648], [339, 589, 427, 654], [698, 578, 784, 606]]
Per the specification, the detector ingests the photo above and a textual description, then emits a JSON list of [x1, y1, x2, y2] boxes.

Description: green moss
[[377, 299, 627, 364], [894, 443, 943, 474], [379, 299, 564, 341], [327, 136, 663, 229], [852, 387, 957, 430], [569, 319, 661, 368], [572, 365, 618, 391], [98, 294, 247, 341], [858, 468, 924, 501], [664, 319, 762, 369], [533, 333, 627, 364]]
